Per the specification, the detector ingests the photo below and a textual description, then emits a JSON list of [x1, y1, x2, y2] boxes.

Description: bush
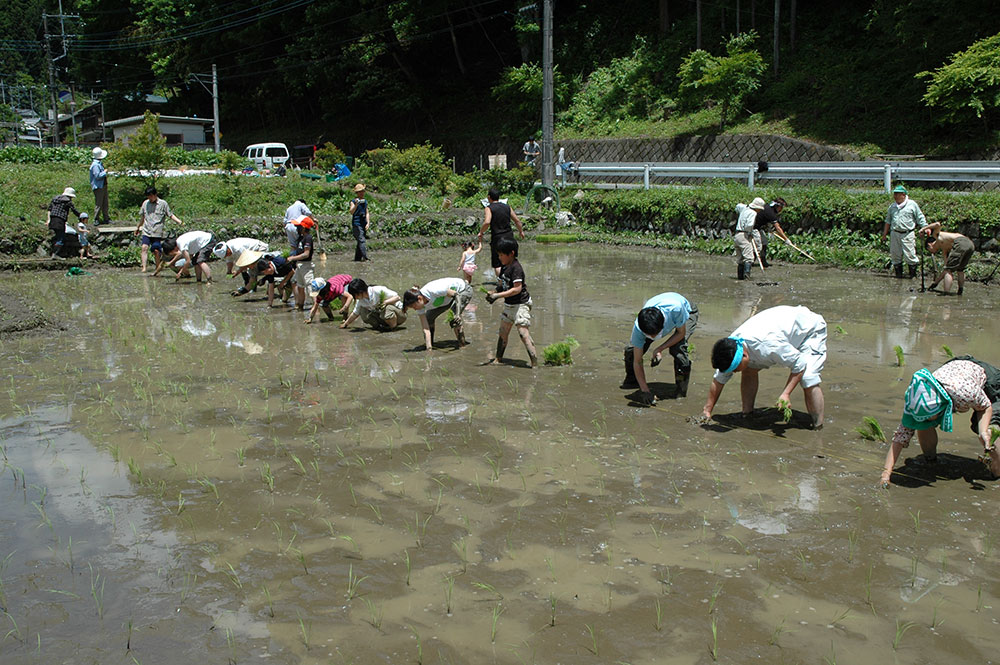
[[360, 141, 451, 194], [99, 246, 140, 267], [315, 142, 347, 172], [0, 146, 93, 164], [103, 111, 168, 184], [452, 163, 537, 200]]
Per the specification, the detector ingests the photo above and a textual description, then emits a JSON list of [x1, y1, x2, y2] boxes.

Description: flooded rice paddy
[[1, 244, 998, 664]]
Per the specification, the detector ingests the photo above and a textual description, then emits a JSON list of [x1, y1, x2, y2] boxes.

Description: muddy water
[[1, 245, 998, 664]]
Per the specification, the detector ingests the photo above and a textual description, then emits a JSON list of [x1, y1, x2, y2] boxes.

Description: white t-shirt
[[177, 231, 213, 255], [353, 286, 399, 314], [225, 238, 268, 263], [420, 278, 466, 310]]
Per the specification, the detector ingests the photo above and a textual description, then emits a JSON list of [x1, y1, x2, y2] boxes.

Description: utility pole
[[540, 0, 553, 188], [42, 13, 59, 147], [212, 64, 220, 152]]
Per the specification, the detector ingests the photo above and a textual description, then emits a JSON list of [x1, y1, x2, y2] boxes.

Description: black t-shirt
[[499, 259, 529, 305], [296, 233, 313, 261], [488, 201, 513, 238], [754, 205, 780, 230], [271, 255, 294, 277]]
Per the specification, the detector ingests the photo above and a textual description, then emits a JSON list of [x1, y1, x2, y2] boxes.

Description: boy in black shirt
[[485, 237, 538, 368]]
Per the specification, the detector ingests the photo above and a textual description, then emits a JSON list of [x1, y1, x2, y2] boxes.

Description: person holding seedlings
[[478, 188, 525, 279], [46, 186, 83, 258], [919, 222, 975, 295], [734, 197, 765, 280], [457, 238, 482, 283], [349, 183, 371, 262], [306, 274, 354, 324], [288, 216, 316, 310], [341, 278, 406, 330], [753, 197, 790, 268], [156, 230, 215, 282], [236, 255, 295, 307], [880, 356, 1000, 487], [402, 277, 474, 350], [621, 293, 699, 404], [702, 305, 827, 429], [881, 184, 924, 279], [136, 186, 183, 273], [485, 237, 538, 367], [283, 199, 312, 251], [212, 238, 269, 280], [89, 146, 110, 225]]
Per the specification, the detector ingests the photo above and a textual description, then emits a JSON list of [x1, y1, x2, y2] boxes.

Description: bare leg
[[916, 427, 939, 461], [740, 369, 759, 415], [941, 270, 954, 293], [200, 262, 212, 283], [517, 326, 538, 367], [803, 385, 825, 429], [490, 321, 513, 364], [956, 270, 966, 294], [140, 244, 149, 272], [294, 285, 305, 310]]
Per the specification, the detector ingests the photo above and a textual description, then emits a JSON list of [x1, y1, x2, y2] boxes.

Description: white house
[[103, 114, 213, 146]]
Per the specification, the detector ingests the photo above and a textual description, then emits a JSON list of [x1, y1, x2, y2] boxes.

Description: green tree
[[678, 32, 766, 130], [491, 63, 571, 135], [919, 32, 1000, 130], [314, 142, 347, 172], [105, 111, 168, 185]]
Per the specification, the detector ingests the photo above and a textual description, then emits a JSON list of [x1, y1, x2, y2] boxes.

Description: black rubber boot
[[744, 261, 753, 279], [675, 373, 690, 398], [908, 264, 918, 279], [760, 246, 770, 268], [737, 262, 746, 280], [893, 264, 904, 279], [621, 346, 639, 389]]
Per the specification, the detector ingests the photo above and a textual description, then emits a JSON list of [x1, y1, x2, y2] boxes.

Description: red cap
[[294, 215, 315, 229]]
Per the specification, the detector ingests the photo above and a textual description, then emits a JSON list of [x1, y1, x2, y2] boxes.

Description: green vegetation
[[314, 142, 347, 172], [776, 399, 793, 423], [542, 337, 579, 366], [535, 234, 579, 244], [894, 346, 906, 367], [678, 32, 767, 130], [103, 111, 168, 184], [856, 417, 887, 443], [919, 34, 1000, 127]]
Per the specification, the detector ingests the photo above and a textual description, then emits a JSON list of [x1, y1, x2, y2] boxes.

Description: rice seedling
[[708, 581, 723, 614], [89, 563, 105, 619], [542, 337, 580, 366], [235, 447, 246, 466], [584, 623, 599, 655], [855, 417, 886, 442], [909, 509, 921, 533], [824, 640, 837, 665], [847, 528, 859, 563], [709, 616, 718, 661], [443, 575, 454, 614], [3, 610, 23, 643], [261, 584, 274, 617], [776, 399, 793, 423], [490, 603, 504, 642], [892, 619, 916, 650], [259, 462, 274, 493], [942, 344, 953, 358], [931, 595, 945, 629], [472, 581, 503, 601], [768, 616, 787, 646], [653, 598, 663, 631], [549, 594, 557, 626], [407, 625, 423, 665], [894, 345, 905, 367], [296, 611, 311, 650], [224, 562, 243, 590], [403, 550, 411, 586], [363, 597, 384, 631], [453, 537, 469, 573], [976, 583, 984, 611], [864, 565, 876, 615], [346, 564, 368, 600], [175, 493, 185, 515]]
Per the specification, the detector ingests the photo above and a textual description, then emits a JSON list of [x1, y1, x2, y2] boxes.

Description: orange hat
[[293, 215, 315, 229]]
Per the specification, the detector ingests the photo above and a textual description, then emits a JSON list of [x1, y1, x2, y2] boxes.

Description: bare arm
[[703, 379, 726, 418], [479, 207, 492, 238], [306, 298, 321, 323], [651, 325, 686, 359], [880, 441, 905, 487], [777, 370, 805, 405], [772, 222, 790, 243], [340, 311, 360, 328], [419, 315, 433, 350], [491, 282, 522, 300], [510, 209, 525, 239]]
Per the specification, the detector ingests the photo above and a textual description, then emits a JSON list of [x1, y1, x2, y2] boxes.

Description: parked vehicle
[[242, 142, 289, 170], [291, 144, 317, 169]]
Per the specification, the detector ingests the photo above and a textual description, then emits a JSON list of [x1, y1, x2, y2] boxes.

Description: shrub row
[[0, 145, 240, 168]]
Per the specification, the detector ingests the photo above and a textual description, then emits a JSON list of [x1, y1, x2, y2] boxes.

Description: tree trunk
[[790, 0, 796, 52], [773, 0, 780, 77], [659, 0, 669, 37], [446, 11, 467, 76], [696, 0, 702, 49], [736, 0, 741, 33]]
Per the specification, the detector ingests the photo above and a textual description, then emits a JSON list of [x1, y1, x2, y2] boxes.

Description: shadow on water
[[889, 453, 996, 489]]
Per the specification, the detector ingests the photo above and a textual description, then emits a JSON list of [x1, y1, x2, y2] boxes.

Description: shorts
[[192, 235, 215, 265], [798, 319, 828, 389], [944, 236, 975, 272], [141, 235, 164, 251], [462, 263, 477, 275], [78, 235, 89, 247], [501, 298, 532, 327], [361, 303, 407, 330], [490, 233, 514, 269], [293, 260, 315, 287]]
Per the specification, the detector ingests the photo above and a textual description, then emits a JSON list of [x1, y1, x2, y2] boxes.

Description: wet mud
[[1, 244, 998, 664]]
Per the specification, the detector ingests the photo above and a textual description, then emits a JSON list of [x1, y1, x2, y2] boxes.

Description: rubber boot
[[621, 346, 639, 389], [675, 372, 690, 398], [737, 262, 746, 280], [908, 264, 918, 279], [893, 264, 903, 279], [743, 261, 753, 280], [760, 246, 770, 268]]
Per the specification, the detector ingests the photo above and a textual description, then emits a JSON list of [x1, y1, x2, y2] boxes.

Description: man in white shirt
[[213, 238, 269, 276], [402, 277, 474, 350], [734, 197, 765, 280], [284, 200, 313, 250], [702, 305, 827, 429], [156, 230, 215, 282]]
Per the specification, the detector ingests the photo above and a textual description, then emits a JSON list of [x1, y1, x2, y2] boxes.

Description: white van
[[243, 142, 290, 170]]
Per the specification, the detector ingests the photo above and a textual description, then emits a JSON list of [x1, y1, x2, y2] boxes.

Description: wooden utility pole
[[773, 0, 780, 77], [541, 0, 554, 187], [659, 0, 669, 37], [42, 13, 59, 146], [696, 0, 702, 49]]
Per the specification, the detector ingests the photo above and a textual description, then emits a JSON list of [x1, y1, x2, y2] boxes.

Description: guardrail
[[566, 161, 1000, 192]]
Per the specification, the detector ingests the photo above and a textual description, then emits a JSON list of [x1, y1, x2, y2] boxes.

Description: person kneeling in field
[[880, 356, 1000, 487], [232, 255, 295, 307], [156, 230, 215, 282], [621, 292, 699, 404], [306, 275, 353, 324], [402, 277, 474, 350], [702, 305, 827, 429], [485, 237, 538, 368], [920, 222, 975, 295], [341, 279, 406, 331]]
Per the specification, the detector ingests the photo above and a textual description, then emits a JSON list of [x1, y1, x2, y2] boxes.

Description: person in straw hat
[[90, 146, 110, 225], [881, 357, 1000, 487], [349, 183, 371, 262], [733, 197, 766, 280], [46, 186, 83, 259]]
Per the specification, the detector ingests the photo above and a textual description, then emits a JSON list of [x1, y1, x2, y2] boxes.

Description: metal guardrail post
[[748, 165, 755, 190], [643, 164, 650, 190], [883, 164, 892, 193]]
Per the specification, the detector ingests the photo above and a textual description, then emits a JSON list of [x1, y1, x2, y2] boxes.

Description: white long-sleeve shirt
[[714, 305, 828, 388], [735, 203, 757, 233]]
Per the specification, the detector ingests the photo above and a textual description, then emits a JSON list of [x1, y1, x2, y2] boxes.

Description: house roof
[[104, 114, 214, 128]]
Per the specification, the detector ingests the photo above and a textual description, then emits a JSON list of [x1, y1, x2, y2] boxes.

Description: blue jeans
[[352, 223, 368, 261]]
